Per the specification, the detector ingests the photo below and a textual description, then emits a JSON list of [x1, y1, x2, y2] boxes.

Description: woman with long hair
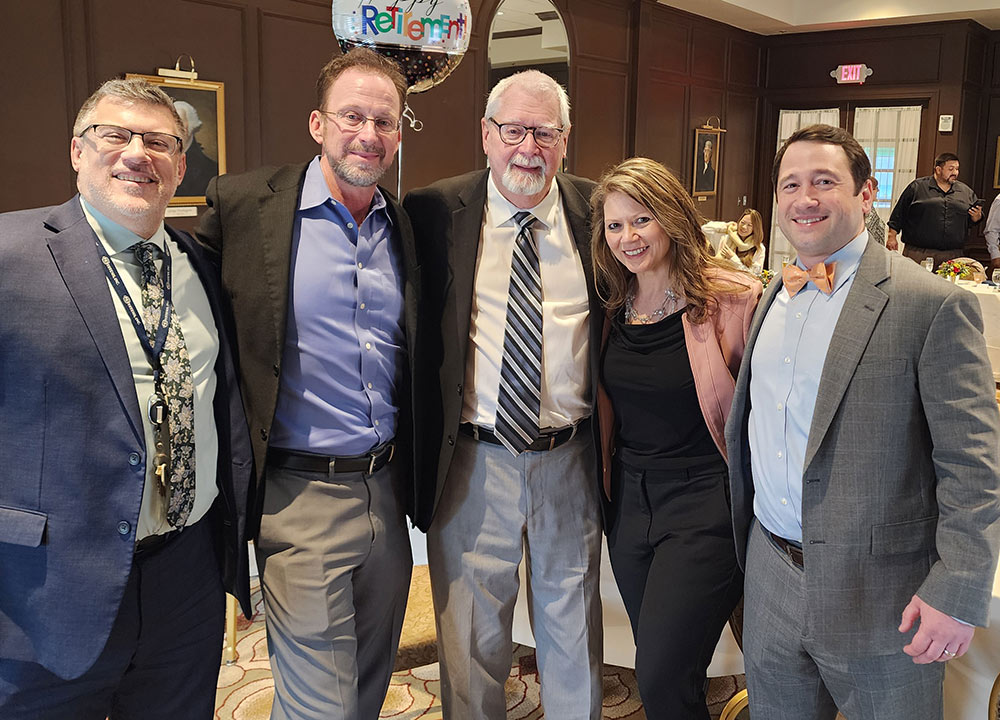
[[590, 157, 761, 719], [717, 208, 766, 275]]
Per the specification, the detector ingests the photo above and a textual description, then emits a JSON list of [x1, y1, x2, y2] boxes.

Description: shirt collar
[[298, 155, 391, 227], [486, 172, 560, 231], [80, 196, 165, 255], [797, 228, 868, 294]]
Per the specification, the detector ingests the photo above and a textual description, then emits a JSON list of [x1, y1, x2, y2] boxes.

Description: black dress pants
[[0, 517, 225, 720], [606, 458, 743, 720]]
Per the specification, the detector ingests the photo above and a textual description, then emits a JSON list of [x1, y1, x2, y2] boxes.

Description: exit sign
[[830, 63, 873, 84]]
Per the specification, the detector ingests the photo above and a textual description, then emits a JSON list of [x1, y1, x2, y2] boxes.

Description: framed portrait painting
[[693, 128, 722, 196], [125, 74, 226, 205]]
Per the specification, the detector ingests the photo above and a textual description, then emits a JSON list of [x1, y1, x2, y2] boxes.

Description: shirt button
[[347, 222, 354, 229], [776, 403, 783, 411], [781, 497, 789, 506], [117, 521, 131, 536], [375, 419, 380, 426], [796, 312, 802, 319], [365, 342, 372, 350], [358, 262, 363, 269], [784, 356, 791, 364], [367, 382, 373, 389], [128, 452, 141, 466], [777, 450, 783, 459], [360, 302, 366, 310]]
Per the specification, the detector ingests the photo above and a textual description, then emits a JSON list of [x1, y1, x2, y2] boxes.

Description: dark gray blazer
[[403, 169, 600, 530], [726, 239, 1000, 655], [0, 197, 253, 679], [196, 163, 423, 531]]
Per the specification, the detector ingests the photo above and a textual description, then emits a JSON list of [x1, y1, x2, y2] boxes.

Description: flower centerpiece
[[935, 259, 982, 282], [754, 268, 774, 289]]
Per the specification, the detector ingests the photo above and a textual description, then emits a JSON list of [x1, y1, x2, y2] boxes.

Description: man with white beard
[[403, 70, 603, 720]]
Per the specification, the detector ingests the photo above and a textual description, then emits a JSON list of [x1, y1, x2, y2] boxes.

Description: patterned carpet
[[215, 578, 744, 719]]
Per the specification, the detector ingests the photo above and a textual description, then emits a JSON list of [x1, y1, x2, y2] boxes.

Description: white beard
[[501, 153, 548, 198]]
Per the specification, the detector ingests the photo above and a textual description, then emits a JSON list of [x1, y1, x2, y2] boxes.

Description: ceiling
[[654, 0, 1000, 35]]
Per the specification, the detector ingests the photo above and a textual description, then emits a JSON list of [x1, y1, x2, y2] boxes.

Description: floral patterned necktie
[[133, 241, 196, 528]]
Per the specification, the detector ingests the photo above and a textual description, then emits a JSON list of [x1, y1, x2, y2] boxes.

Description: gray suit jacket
[[403, 169, 599, 529], [726, 240, 1000, 655]]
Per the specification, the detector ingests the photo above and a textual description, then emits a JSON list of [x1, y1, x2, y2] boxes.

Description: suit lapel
[[449, 171, 489, 348], [256, 164, 306, 360], [45, 198, 144, 443], [803, 244, 890, 470]]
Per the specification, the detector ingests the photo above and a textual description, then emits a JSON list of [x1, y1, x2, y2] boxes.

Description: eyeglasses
[[318, 110, 400, 135], [80, 124, 183, 155], [489, 118, 565, 149]]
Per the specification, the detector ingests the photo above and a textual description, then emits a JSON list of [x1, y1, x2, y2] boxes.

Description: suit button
[[260, 429, 268, 441], [273, 364, 280, 377], [117, 521, 131, 536], [456, 384, 462, 395], [447, 435, 454, 446], [128, 452, 141, 466]]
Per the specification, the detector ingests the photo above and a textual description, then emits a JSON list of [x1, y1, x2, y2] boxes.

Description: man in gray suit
[[726, 124, 1000, 719]]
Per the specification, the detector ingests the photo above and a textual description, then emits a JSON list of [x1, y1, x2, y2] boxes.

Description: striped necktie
[[495, 211, 542, 456]]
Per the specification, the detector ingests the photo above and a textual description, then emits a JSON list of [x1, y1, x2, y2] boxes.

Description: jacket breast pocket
[[871, 515, 937, 556], [854, 358, 909, 380], [0, 506, 47, 547]]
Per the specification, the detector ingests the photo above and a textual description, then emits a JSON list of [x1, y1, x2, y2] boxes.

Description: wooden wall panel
[[572, 0, 631, 65], [640, 14, 690, 77], [633, 80, 687, 175], [720, 92, 758, 221], [729, 38, 760, 88], [258, 11, 337, 168], [572, 66, 630, 180], [1, 1, 75, 210], [691, 26, 725, 83]]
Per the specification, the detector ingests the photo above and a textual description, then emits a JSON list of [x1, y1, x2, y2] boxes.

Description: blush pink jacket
[[596, 269, 762, 499]]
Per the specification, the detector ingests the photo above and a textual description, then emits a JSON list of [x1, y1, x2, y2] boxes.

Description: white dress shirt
[[462, 174, 591, 430], [83, 199, 219, 539]]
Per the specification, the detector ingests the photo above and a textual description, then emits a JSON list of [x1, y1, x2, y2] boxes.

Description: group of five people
[[2, 47, 999, 720]]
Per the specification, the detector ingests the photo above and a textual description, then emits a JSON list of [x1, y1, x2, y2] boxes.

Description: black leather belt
[[767, 530, 804, 569], [267, 443, 395, 475], [135, 528, 182, 556], [460, 418, 590, 452]]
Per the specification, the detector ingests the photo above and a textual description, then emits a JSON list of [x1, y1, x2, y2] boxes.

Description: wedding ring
[[941, 649, 957, 658]]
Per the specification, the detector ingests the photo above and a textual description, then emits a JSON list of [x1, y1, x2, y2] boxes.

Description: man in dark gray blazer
[[726, 124, 1000, 719], [0, 78, 252, 719], [404, 70, 603, 719], [196, 49, 421, 720]]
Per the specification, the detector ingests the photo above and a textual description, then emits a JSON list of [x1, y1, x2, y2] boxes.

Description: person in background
[[0, 77, 252, 719], [887, 152, 983, 268], [864, 175, 887, 246], [984, 193, 1000, 272], [717, 208, 766, 274], [591, 157, 762, 720]]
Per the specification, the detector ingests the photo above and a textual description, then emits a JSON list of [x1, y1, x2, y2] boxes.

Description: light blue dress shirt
[[269, 156, 405, 456], [748, 230, 868, 542]]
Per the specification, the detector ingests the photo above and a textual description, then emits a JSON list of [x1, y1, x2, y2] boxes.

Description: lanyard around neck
[[95, 239, 174, 385]]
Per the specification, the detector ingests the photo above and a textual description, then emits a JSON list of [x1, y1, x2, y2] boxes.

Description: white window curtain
[[769, 108, 840, 268], [853, 106, 922, 227]]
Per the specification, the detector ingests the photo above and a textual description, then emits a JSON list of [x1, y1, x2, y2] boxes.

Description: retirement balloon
[[333, 0, 471, 93]]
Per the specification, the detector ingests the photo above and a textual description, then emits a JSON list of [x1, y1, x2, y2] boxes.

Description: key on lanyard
[[148, 393, 171, 496]]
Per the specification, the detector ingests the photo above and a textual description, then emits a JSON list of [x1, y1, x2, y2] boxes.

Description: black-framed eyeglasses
[[318, 109, 400, 135], [79, 124, 183, 155], [489, 118, 565, 148]]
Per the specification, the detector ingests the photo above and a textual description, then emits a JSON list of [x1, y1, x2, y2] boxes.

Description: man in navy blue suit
[[0, 78, 252, 719]]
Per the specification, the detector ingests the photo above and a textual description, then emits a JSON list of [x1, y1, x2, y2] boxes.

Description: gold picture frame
[[125, 74, 226, 206], [994, 136, 1000, 190], [693, 127, 722, 196]]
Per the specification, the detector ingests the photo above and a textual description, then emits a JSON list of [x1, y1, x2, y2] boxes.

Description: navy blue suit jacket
[[0, 196, 253, 680]]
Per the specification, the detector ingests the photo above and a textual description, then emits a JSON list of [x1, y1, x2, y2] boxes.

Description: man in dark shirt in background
[[887, 152, 983, 268]]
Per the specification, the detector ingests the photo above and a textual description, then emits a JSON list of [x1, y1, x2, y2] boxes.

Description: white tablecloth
[[962, 281, 1000, 382], [943, 565, 1000, 720], [511, 536, 744, 676]]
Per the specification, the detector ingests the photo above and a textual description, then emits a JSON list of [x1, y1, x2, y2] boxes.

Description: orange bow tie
[[782, 261, 836, 297]]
